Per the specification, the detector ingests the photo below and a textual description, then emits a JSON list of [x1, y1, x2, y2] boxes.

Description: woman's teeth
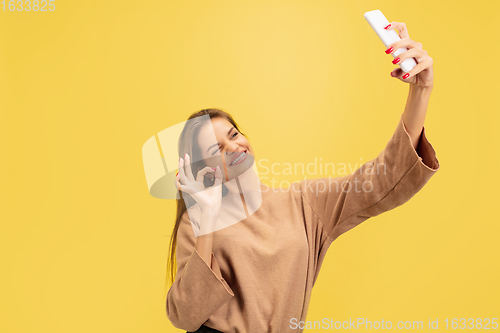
[[230, 152, 246, 166]]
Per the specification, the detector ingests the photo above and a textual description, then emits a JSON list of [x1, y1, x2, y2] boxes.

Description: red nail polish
[[403, 73, 409, 79], [392, 57, 400, 64], [385, 47, 393, 54], [384, 24, 391, 30], [390, 72, 394, 77]]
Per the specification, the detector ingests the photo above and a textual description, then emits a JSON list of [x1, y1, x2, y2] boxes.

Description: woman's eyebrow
[[207, 126, 235, 153]]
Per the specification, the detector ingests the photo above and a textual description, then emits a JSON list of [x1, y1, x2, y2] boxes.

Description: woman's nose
[[226, 143, 240, 154]]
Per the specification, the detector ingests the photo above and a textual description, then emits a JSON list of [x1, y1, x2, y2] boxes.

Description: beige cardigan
[[166, 113, 440, 332]]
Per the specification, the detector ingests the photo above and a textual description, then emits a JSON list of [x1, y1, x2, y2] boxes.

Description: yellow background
[[1, 0, 498, 332]]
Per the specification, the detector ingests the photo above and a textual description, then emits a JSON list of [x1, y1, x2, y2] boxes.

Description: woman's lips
[[230, 150, 247, 166]]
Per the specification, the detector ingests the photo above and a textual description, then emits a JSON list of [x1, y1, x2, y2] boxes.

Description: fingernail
[[403, 73, 410, 79], [392, 57, 400, 64], [390, 72, 394, 77], [212, 167, 216, 170], [385, 47, 393, 54], [384, 24, 391, 30]]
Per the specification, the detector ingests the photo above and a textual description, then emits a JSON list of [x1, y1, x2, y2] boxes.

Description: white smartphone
[[364, 10, 417, 73]]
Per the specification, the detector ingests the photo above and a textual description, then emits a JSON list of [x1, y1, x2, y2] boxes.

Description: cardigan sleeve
[[300, 113, 440, 245], [166, 210, 234, 331]]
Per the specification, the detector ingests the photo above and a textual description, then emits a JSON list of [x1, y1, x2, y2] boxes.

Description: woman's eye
[[212, 132, 239, 155]]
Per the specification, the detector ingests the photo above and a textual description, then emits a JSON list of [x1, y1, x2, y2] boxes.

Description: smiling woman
[[165, 107, 440, 332]]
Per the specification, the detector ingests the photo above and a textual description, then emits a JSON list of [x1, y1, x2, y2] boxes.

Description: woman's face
[[197, 117, 254, 181]]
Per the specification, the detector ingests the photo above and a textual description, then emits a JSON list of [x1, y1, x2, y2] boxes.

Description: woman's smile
[[229, 150, 248, 166]]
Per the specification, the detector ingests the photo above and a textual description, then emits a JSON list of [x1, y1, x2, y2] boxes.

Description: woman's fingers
[[385, 21, 410, 39], [183, 154, 195, 182], [401, 57, 433, 81], [393, 47, 427, 65], [214, 166, 223, 186], [391, 68, 403, 78], [178, 157, 189, 185], [387, 37, 422, 55], [175, 173, 192, 194], [196, 166, 216, 182]]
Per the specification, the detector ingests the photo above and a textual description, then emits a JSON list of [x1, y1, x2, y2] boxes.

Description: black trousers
[[187, 324, 224, 333]]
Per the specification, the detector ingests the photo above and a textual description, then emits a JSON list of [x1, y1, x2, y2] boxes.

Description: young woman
[[165, 21, 439, 333]]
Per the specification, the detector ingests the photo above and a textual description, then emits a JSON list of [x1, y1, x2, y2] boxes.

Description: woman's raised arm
[[298, 112, 440, 248]]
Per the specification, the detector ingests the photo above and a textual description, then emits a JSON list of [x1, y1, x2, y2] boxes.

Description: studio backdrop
[[0, 0, 498, 332]]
